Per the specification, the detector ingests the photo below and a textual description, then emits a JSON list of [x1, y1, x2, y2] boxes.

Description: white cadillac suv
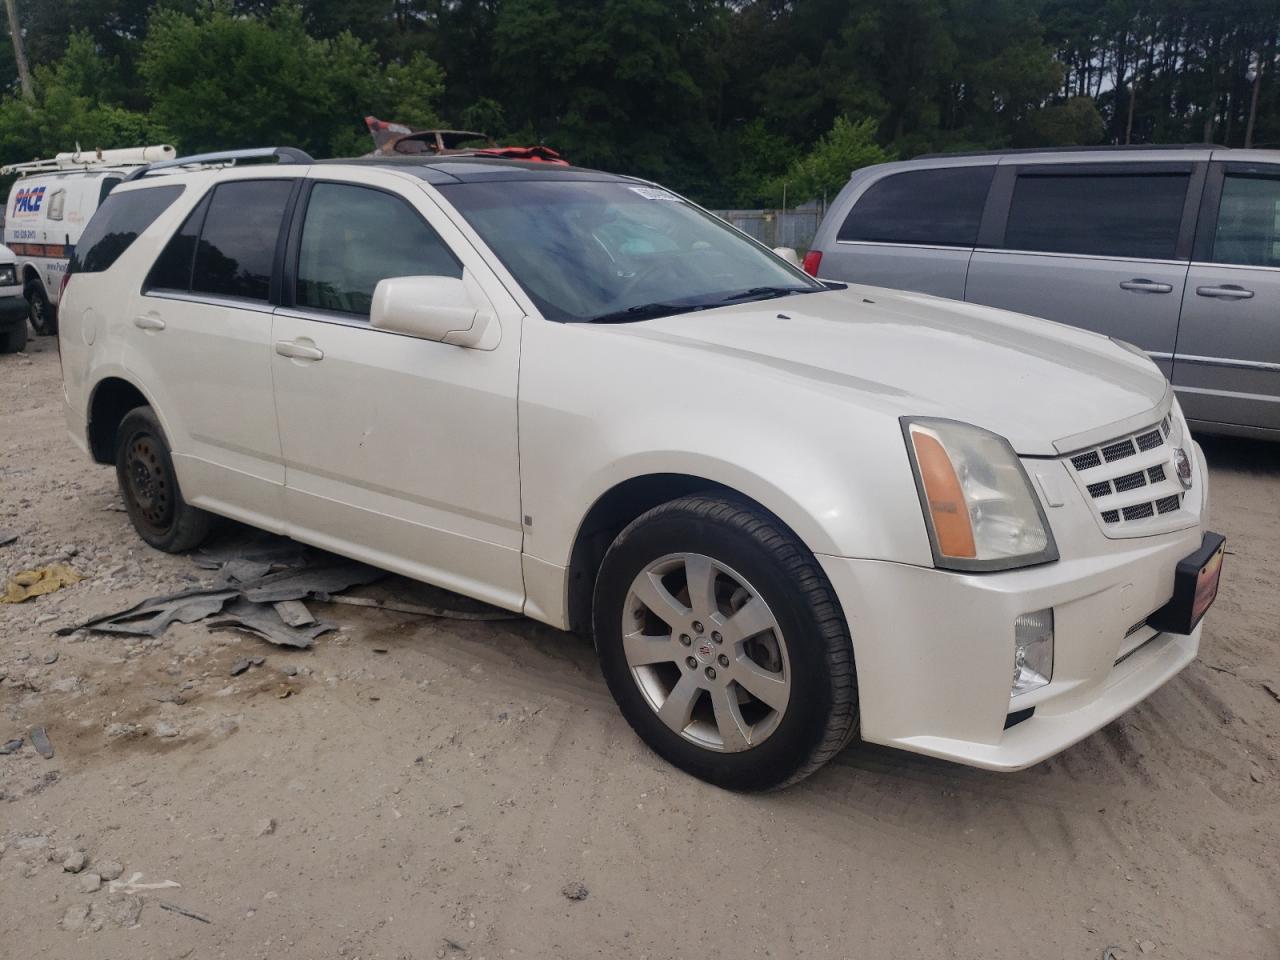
[[56, 147, 1224, 790]]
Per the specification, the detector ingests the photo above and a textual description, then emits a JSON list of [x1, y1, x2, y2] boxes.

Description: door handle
[[1119, 279, 1173, 294], [274, 339, 324, 361], [1195, 284, 1254, 300], [133, 315, 166, 331]]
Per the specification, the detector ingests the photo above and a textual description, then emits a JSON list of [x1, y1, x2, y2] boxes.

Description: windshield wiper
[[584, 302, 709, 324], [717, 285, 812, 304]]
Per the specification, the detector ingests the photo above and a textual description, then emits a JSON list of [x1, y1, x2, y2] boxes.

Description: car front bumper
[[0, 289, 27, 329], [818, 451, 1211, 772]]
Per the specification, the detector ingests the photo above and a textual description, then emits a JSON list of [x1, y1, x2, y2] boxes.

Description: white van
[[2, 145, 174, 335]]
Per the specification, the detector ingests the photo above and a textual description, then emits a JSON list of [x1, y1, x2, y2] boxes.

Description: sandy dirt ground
[[1, 337, 1277, 960]]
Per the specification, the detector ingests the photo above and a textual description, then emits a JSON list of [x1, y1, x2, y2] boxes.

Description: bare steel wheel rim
[[622, 552, 791, 753], [125, 434, 172, 528]]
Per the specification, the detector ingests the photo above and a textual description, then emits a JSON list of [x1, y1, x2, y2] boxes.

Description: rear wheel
[[114, 406, 214, 552], [0, 322, 25, 354], [594, 493, 858, 791], [25, 281, 55, 336]]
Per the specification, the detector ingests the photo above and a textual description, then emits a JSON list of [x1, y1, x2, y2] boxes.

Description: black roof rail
[[912, 144, 1223, 161], [123, 146, 314, 182]]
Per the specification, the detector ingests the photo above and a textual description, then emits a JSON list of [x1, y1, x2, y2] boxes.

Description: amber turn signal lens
[[910, 429, 977, 559]]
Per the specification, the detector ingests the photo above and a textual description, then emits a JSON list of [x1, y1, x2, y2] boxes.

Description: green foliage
[[138, 3, 443, 157], [1, 0, 1278, 207], [770, 117, 892, 205]]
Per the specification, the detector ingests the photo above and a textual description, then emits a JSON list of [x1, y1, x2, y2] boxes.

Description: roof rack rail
[[1, 144, 177, 177], [122, 146, 315, 182], [912, 143, 1222, 160]]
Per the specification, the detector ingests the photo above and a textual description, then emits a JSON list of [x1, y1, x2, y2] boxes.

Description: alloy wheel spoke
[[734, 658, 789, 712], [683, 554, 718, 621], [630, 570, 690, 629], [718, 596, 774, 646], [623, 629, 678, 667], [656, 672, 701, 733], [708, 683, 751, 752]]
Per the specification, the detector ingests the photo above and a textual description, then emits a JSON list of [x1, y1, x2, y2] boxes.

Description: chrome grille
[[1064, 415, 1189, 533]]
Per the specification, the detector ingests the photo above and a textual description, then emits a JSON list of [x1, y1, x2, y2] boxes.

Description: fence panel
[[710, 207, 824, 251]]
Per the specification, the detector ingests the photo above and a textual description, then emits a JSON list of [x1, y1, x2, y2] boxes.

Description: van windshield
[[440, 179, 822, 323]]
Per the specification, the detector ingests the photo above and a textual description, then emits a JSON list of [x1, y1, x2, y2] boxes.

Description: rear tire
[[593, 493, 858, 791], [0, 322, 25, 354], [114, 406, 214, 553], [25, 281, 55, 336]]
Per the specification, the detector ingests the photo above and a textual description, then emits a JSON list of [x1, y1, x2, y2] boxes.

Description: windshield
[[439, 179, 823, 322]]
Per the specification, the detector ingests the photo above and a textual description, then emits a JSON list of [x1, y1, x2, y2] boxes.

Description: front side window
[[295, 182, 462, 317], [440, 179, 821, 323], [190, 179, 293, 302], [1212, 174, 1280, 268], [838, 166, 995, 247], [1004, 172, 1189, 260], [69, 184, 184, 274]]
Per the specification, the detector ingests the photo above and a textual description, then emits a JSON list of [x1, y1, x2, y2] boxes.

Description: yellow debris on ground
[[1, 564, 82, 603]]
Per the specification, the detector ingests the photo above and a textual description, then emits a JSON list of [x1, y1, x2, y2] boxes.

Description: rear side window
[[838, 167, 994, 247], [1004, 172, 1188, 260], [146, 194, 210, 292], [98, 176, 122, 206], [190, 180, 293, 302], [68, 184, 184, 274], [295, 182, 462, 317], [1212, 173, 1280, 268]]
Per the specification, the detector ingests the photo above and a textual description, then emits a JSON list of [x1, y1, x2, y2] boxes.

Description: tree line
[[1, 0, 1277, 208]]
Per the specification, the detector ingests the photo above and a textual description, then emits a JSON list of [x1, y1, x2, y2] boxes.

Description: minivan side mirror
[[772, 246, 801, 267], [370, 271, 497, 349]]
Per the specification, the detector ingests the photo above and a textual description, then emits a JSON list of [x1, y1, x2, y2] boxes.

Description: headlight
[[901, 418, 1059, 571], [0, 264, 16, 286]]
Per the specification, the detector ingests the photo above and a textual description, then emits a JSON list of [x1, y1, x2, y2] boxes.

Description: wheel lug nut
[[686, 657, 697, 669], [711, 631, 722, 644], [692, 621, 704, 633], [679, 634, 691, 646], [704, 667, 716, 680], [717, 654, 729, 667]]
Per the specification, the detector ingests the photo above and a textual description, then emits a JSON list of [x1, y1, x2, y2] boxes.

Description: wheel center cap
[[694, 639, 716, 664]]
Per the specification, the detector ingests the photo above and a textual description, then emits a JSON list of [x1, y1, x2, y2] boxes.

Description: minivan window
[[1004, 172, 1188, 260], [837, 166, 995, 247], [98, 176, 122, 206], [145, 194, 210, 292], [190, 179, 293, 302], [68, 184, 184, 274], [295, 182, 462, 317], [1212, 173, 1280, 268]]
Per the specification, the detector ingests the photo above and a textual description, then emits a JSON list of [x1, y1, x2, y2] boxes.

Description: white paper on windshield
[[628, 186, 682, 201]]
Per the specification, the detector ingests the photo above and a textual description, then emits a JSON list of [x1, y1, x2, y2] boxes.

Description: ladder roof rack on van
[[122, 146, 315, 182], [1, 145, 177, 176]]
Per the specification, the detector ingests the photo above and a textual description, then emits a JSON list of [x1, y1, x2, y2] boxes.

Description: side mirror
[[370, 271, 497, 349], [772, 246, 801, 267]]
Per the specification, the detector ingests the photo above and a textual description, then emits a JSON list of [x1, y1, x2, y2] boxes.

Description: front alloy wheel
[[623, 553, 790, 752], [595, 493, 859, 791]]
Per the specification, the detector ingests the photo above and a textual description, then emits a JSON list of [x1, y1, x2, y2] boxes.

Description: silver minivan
[[805, 147, 1280, 440]]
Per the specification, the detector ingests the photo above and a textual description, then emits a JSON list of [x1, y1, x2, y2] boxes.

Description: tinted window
[[145, 194, 209, 292], [1005, 172, 1188, 259], [838, 167, 994, 246], [68, 184, 184, 274], [296, 182, 461, 316], [98, 176, 122, 206], [1212, 174, 1280, 268], [191, 180, 293, 302]]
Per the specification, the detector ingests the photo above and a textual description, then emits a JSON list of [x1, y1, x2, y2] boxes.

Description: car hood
[[617, 285, 1168, 456]]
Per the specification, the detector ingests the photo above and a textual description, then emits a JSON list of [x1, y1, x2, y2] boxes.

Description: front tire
[[114, 406, 214, 552], [594, 494, 858, 791], [25, 281, 55, 336], [0, 322, 25, 354]]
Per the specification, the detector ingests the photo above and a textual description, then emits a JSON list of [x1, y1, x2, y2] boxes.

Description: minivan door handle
[[1119, 279, 1173, 294], [1196, 284, 1255, 300], [274, 339, 324, 361], [133, 314, 166, 331]]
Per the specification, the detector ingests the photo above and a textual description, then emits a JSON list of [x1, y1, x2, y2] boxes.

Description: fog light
[[1012, 609, 1053, 697]]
